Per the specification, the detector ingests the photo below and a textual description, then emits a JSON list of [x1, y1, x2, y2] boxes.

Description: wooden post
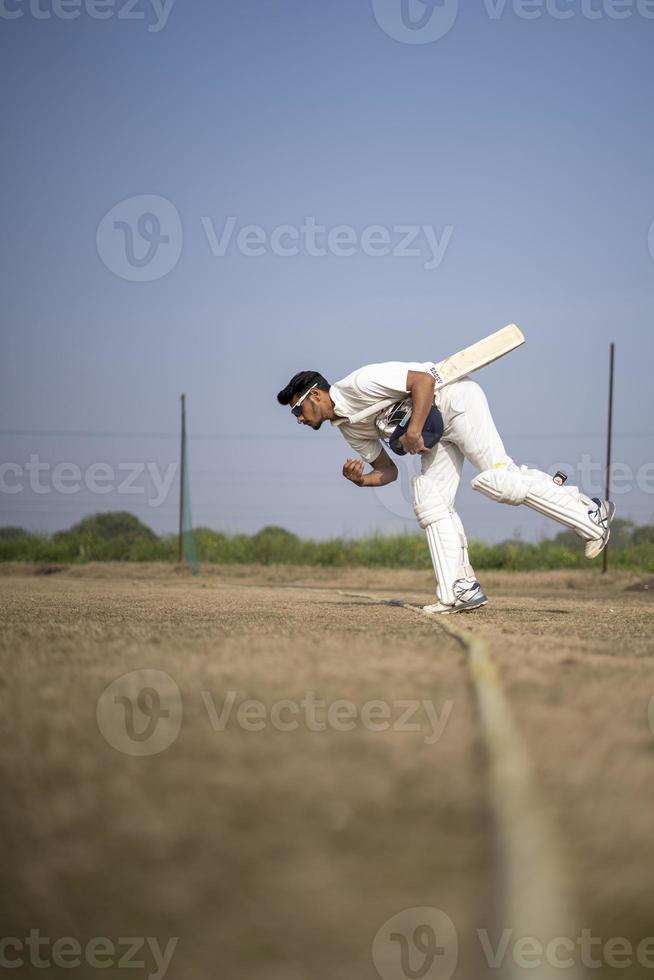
[[178, 393, 186, 564], [602, 345, 615, 574]]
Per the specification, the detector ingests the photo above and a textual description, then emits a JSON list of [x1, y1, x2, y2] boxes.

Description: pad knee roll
[[470, 462, 528, 505], [413, 479, 450, 528]]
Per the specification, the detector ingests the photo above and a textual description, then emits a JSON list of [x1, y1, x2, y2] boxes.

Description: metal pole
[[178, 393, 186, 564], [602, 345, 615, 574]]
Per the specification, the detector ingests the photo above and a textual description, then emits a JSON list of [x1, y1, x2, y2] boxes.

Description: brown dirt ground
[[0, 563, 652, 979]]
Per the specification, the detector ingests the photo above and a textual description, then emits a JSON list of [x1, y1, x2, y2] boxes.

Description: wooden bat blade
[[433, 323, 525, 388]]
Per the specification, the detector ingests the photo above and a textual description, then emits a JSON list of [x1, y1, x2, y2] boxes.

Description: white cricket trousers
[[420, 379, 511, 506]]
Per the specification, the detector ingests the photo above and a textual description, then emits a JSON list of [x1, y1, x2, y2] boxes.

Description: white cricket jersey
[[330, 361, 438, 463]]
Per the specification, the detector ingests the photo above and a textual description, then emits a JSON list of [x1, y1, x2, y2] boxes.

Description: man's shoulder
[[333, 361, 413, 388], [336, 359, 436, 377], [334, 360, 436, 393], [335, 360, 406, 377]]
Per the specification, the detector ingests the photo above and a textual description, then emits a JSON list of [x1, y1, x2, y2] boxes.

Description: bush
[[0, 527, 29, 540], [48, 511, 159, 561], [53, 512, 157, 544], [2, 514, 654, 572]]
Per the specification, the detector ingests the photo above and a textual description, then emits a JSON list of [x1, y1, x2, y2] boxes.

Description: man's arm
[[342, 448, 398, 488], [402, 370, 436, 455]]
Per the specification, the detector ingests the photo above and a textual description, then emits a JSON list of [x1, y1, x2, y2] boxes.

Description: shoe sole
[[424, 596, 488, 615], [447, 596, 488, 614]]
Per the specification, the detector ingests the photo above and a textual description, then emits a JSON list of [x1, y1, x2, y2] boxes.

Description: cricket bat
[[353, 323, 526, 426], [430, 323, 525, 389]]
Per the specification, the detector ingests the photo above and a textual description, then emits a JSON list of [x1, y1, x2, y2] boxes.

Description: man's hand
[[342, 450, 398, 488], [400, 430, 426, 455], [343, 458, 366, 486]]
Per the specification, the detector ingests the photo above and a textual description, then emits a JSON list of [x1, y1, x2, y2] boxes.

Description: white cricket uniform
[[330, 361, 444, 463], [330, 363, 511, 488], [331, 363, 606, 605]]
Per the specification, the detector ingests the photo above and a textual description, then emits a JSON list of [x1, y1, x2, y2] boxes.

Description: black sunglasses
[[291, 385, 317, 418]]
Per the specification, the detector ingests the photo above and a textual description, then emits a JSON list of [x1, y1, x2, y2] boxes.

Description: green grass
[[1, 513, 653, 572]]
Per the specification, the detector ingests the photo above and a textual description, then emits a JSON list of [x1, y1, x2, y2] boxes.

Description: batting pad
[[413, 475, 475, 605], [471, 464, 603, 543]]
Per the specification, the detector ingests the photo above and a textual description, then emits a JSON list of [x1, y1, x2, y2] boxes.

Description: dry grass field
[[0, 563, 653, 979]]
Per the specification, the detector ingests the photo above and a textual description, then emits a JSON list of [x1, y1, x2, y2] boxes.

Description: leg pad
[[471, 463, 602, 542]]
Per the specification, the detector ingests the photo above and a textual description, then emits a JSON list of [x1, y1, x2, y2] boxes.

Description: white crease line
[[339, 590, 586, 980]]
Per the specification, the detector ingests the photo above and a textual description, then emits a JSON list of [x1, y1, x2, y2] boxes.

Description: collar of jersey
[[329, 385, 349, 426]]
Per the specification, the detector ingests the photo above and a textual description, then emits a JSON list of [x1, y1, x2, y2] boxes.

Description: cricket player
[[276, 362, 615, 614]]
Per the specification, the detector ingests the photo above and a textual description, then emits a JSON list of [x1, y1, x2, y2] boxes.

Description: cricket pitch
[[0, 564, 652, 979]]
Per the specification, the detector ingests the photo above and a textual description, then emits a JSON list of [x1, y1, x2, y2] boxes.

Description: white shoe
[[423, 580, 488, 615], [584, 498, 616, 559]]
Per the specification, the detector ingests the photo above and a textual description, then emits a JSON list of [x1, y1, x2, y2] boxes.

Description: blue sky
[[1, 0, 653, 541]]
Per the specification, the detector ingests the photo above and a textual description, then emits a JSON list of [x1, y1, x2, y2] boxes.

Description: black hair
[[276, 371, 330, 406]]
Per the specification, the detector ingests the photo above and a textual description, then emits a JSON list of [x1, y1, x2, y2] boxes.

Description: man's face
[[291, 388, 325, 430]]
